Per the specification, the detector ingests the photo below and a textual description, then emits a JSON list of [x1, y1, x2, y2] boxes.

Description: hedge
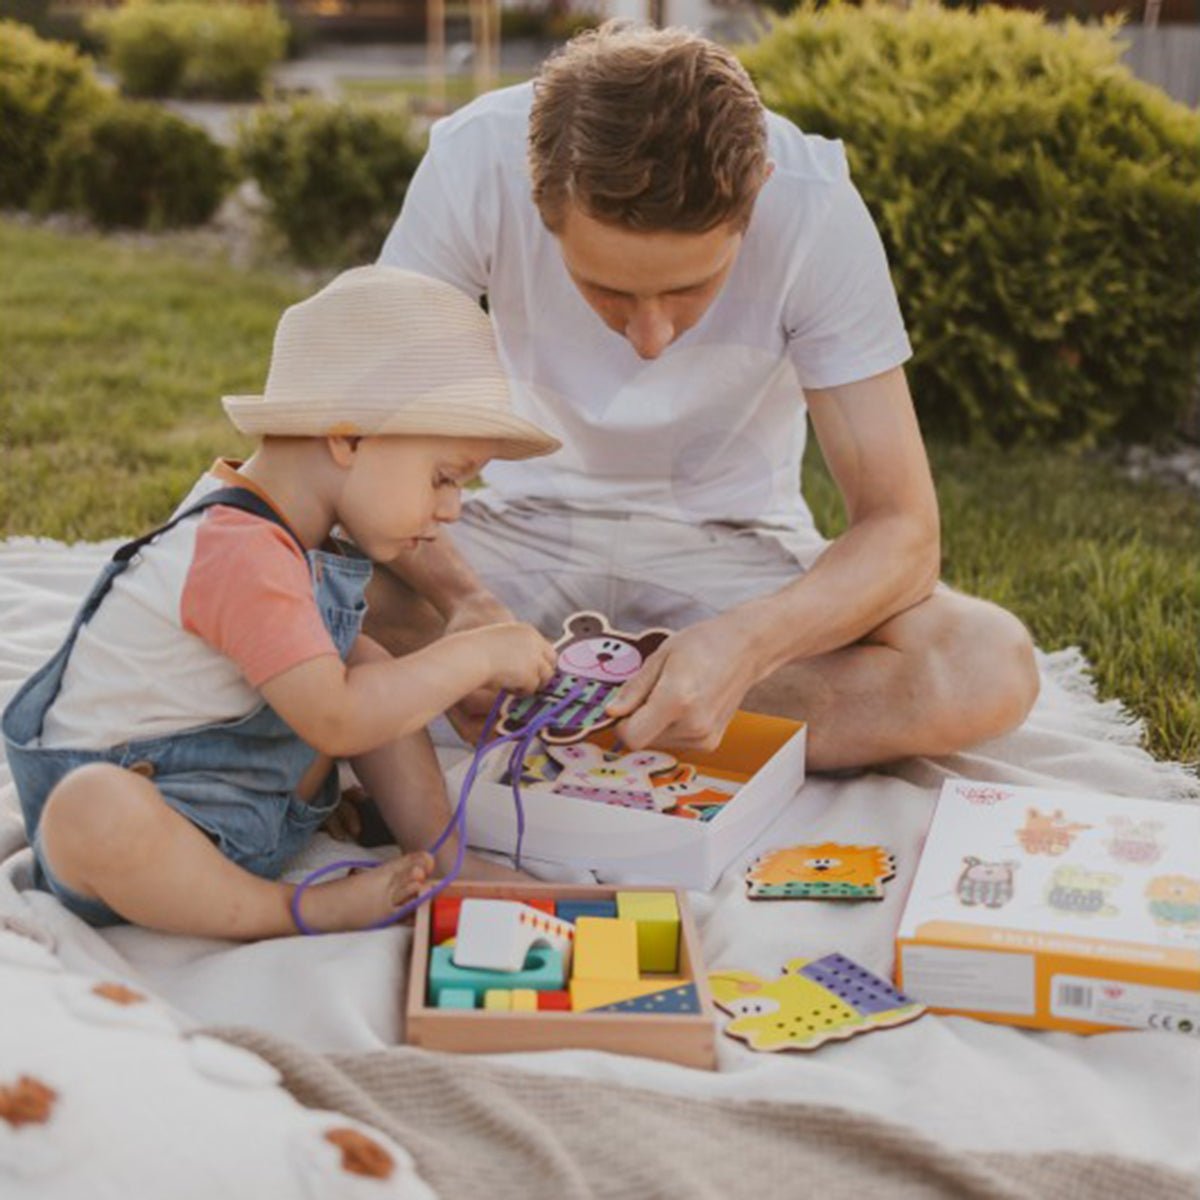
[[0, 19, 107, 207], [237, 98, 423, 266], [740, 3, 1200, 444], [42, 99, 232, 229]]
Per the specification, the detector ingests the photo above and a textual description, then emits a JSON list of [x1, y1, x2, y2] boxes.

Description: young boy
[[2, 266, 562, 939]]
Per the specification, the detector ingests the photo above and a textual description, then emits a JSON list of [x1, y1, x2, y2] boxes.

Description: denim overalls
[[1, 487, 371, 926]]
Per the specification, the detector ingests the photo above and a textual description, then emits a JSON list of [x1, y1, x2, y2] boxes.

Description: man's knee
[[927, 599, 1039, 740]]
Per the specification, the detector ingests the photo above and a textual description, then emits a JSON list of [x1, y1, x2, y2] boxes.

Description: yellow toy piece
[[510, 989, 538, 1012], [570, 977, 689, 1012], [483, 989, 512, 1012], [709, 953, 925, 1051], [616, 891, 680, 973], [572, 917, 639, 981]]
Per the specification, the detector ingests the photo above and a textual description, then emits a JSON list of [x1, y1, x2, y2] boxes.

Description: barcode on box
[[1056, 983, 1094, 1012]]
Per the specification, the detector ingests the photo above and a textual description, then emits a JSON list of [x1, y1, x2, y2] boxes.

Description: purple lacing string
[[290, 682, 585, 936]]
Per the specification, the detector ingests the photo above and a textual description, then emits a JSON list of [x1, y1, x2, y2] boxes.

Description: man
[[373, 22, 1039, 769]]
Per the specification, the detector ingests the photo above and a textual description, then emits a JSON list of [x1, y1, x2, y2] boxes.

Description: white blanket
[[3, 537, 1198, 1175]]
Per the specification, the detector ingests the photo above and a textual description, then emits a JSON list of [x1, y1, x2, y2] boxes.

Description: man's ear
[[326, 434, 361, 468]]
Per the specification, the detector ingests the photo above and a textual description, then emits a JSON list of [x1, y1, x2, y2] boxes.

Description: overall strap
[[112, 486, 307, 563]]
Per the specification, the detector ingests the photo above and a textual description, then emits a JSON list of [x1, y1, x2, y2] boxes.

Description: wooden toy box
[[441, 711, 807, 891], [405, 882, 718, 1069]]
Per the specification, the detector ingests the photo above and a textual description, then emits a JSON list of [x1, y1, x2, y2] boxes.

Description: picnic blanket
[[2, 536, 1198, 1195]]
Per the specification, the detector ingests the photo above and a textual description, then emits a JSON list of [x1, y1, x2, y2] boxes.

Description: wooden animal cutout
[[709, 954, 925, 1052], [1016, 807, 1091, 856], [746, 843, 895, 900], [495, 612, 669, 745], [532, 742, 679, 811], [652, 764, 736, 822]]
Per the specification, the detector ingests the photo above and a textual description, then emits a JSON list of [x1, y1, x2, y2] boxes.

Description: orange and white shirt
[[39, 463, 339, 751]]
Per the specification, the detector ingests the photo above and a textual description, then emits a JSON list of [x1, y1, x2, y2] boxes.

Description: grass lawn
[[3, 216, 1197, 771], [338, 73, 530, 110]]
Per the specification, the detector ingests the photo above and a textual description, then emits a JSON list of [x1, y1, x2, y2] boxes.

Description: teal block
[[428, 944, 565, 1004], [592, 983, 701, 1014], [436, 988, 477, 1010]]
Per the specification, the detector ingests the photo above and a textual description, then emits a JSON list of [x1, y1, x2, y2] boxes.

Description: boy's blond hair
[[528, 22, 768, 235]]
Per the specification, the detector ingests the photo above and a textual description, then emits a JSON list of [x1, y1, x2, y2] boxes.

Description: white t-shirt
[[379, 83, 911, 530]]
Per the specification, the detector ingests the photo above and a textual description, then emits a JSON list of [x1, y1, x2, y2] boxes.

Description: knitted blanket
[[212, 1025, 1199, 1200]]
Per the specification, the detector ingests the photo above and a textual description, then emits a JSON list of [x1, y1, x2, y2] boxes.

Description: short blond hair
[[529, 22, 768, 234]]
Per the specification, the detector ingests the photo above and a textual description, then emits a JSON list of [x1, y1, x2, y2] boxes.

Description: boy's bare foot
[[292, 851, 434, 933]]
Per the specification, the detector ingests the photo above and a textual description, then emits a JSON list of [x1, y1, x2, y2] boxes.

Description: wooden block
[[436, 988, 476, 1010], [433, 895, 463, 944], [593, 982, 700, 1014], [536, 990, 572, 1012], [570, 977, 689, 1012], [483, 989, 512, 1012], [556, 899, 618, 923], [617, 890, 680, 974], [510, 989, 538, 1012], [428, 944, 565, 1004], [527, 899, 556, 916], [573, 917, 639, 981], [452, 899, 575, 973]]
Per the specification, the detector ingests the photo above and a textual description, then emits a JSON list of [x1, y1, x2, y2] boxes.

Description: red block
[[432, 896, 462, 945], [527, 899, 555, 916], [536, 990, 572, 1012]]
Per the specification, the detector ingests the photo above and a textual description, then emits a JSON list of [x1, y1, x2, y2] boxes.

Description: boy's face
[[334, 435, 497, 561], [555, 203, 744, 361]]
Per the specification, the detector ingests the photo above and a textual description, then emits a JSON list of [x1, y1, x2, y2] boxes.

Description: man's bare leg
[[38, 764, 432, 938], [743, 590, 1039, 771]]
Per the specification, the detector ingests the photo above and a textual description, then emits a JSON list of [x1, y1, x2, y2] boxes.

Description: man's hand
[[605, 612, 764, 752], [442, 591, 521, 743]]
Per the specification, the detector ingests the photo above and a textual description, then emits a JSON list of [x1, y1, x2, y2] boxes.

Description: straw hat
[[222, 266, 560, 460]]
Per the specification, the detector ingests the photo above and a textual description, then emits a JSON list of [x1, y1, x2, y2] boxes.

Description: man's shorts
[[448, 496, 831, 636]]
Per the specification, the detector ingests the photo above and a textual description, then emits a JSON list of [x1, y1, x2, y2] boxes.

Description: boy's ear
[[326, 434, 361, 468]]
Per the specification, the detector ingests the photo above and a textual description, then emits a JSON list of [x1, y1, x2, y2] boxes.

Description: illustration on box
[[428, 892, 702, 1014]]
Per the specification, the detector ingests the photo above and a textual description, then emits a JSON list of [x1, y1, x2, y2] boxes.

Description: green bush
[[237, 98, 423, 266], [90, 2, 287, 100], [0, 19, 107, 207], [741, 3, 1200, 444], [42, 99, 232, 228]]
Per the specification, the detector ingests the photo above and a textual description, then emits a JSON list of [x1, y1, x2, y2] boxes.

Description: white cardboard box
[[896, 779, 1200, 1034], [443, 711, 807, 891]]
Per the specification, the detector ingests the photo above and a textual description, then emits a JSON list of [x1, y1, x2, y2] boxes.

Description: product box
[[405, 881, 717, 1069], [442, 710, 806, 891], [896, 780, 1200, 1034]]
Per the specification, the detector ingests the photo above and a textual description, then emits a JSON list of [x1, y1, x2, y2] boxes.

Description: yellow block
[[510, 989, 538, 1012], [570, 977, 688, 1012], [616, 891, 680, 974], [483, 989, 512, 1011], [573, 917, 639, 981]]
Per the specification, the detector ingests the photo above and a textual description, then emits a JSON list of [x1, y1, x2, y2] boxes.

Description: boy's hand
[[474, 622, 557, 694]]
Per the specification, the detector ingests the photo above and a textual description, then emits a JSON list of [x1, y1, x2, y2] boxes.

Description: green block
[[436, 987, 477, 1010], [616, 891, 680, 974], [428, 944, 565, 1005]]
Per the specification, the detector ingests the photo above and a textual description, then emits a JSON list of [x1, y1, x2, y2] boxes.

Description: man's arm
[[610, 365, 940, 750]]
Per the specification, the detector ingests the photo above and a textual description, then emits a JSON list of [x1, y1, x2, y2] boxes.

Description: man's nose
[[624, 301, 674, 359]]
